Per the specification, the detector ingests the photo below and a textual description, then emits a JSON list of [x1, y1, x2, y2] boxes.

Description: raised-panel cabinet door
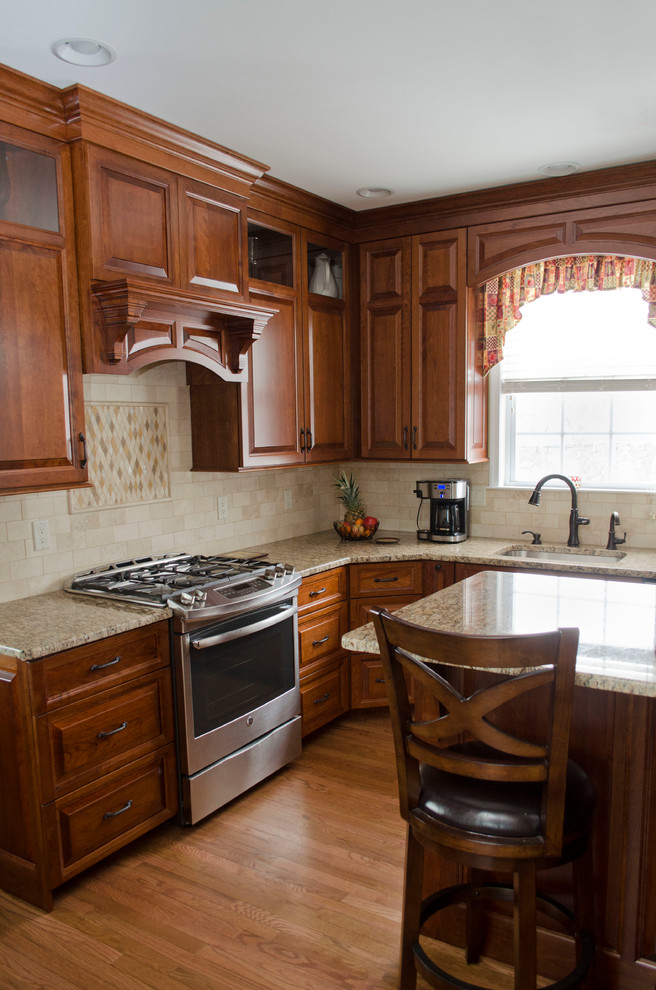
[[412, 230, 467, 460], [85, 146, 176, 283], [303, 294, 351, 463], [241, 290, 304, 466], [180, 178, 245, 298], [0, 128, 87, 495], [360, 239, 412, 459]]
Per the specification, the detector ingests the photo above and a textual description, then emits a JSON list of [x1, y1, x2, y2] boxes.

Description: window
[[491, 288, 656, 490]]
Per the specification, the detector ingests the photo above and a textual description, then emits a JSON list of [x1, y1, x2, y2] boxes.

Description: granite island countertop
[[2, 532, 656, 662], [342, 569, 656, 698]]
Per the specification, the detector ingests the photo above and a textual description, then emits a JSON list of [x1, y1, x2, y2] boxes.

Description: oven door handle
[[189, 603, 297, 650]]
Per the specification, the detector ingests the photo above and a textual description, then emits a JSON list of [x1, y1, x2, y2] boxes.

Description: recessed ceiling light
[[51, 38, 116, 67], [538, 162, 581, 177], [356, 187, 394, 198]]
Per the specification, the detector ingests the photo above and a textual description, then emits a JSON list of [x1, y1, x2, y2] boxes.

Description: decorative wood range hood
[[92, 279, 277, 379]]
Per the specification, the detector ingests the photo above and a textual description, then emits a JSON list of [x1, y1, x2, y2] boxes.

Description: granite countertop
[[2, 531, 656, 663], [242, 530, 656, 580], [342, 569, 656, 698], [0, 594, 172, 662]]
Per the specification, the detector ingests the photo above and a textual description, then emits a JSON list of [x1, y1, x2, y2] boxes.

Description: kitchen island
[[342, 570, 656, 990]]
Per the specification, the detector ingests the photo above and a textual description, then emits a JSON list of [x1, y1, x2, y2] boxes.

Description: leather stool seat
[[420, 752, 596, 839]]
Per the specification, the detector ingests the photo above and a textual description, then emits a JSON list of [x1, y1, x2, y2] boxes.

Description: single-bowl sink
[[496, 546, 626, 564]]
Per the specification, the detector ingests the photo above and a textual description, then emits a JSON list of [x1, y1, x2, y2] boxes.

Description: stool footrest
[[414, 882, 594, 990]]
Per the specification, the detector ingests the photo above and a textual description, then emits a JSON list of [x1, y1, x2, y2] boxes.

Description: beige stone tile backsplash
[[1, 361, 655, 604]]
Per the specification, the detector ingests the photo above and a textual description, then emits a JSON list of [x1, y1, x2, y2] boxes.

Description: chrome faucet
[[606, 512, 627, 551], [527, 474, 590, 547]]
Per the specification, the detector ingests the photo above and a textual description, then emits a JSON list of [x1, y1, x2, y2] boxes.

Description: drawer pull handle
[[103, 799, 133, 820], [375, 677, 386, 684], [90, 655, 121, 671], [374, 576, 399, 583], [314, 693, 331, 705], [312, 635, 330, 646], [309, 588, 326, 597], [97, 721, 128, 739]]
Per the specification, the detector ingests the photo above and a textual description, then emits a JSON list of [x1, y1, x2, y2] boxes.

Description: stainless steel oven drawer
[[181, 715, 302, 825]]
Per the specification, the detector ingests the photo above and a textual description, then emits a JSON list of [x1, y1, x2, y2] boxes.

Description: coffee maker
[[414, 480, 469, 543]]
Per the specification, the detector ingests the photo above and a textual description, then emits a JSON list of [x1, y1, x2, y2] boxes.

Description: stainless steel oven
[[174, 594, 301, 824], [66, 553, 302, 825]]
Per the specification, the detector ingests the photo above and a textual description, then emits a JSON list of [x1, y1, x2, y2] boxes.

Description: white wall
[[1, 362, 655, 605]]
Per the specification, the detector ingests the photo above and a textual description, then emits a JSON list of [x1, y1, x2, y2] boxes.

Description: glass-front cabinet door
[[0, 124, 88, 495]]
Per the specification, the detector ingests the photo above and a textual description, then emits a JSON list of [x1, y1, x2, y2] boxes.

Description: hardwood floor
[[0, 711, 543, 990]]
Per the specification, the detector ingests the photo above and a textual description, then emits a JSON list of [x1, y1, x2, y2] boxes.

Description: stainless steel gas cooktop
[[65, 552, 300, 621]]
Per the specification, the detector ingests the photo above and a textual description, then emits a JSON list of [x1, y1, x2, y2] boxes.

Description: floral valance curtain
[[480, 255, 656, 375]]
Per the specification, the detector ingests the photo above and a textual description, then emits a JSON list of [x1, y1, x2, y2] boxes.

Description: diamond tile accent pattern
[[70, 403, 170, 511]]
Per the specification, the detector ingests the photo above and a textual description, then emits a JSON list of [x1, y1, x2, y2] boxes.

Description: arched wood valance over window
[[480, 255, 656, 375]]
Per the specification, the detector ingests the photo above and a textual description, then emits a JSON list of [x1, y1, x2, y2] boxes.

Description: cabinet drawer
[[350, 654, 415, 710], [36, 669, 174, 801], [301, 658, 349, 736], [49, 745, 178, 880], [298, 602, 348, 669], [349, 561, 423, 597], [298, 567, 347, 614], [349, 594, 422, 632], [29, 622, 170, 714]]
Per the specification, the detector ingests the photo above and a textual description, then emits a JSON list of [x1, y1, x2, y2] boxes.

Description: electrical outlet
[[649, 512, 656, 523], [32, 519, 50, 551], [218, 496, 228, 520], [284, 488, 293, 511]]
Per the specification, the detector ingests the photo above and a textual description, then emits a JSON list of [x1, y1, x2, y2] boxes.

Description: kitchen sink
[[496, 546, 627, 564]]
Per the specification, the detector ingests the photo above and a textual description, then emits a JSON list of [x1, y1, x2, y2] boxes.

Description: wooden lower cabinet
[[297, 558, 457, 725], [300, 657, 349, 736], [0, 621, 178, 910], [298, 567, 350, 736], [349, 560, 424, 709]]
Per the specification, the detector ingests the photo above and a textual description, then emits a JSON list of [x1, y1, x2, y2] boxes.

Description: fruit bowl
[[334, 520, 379, 541]]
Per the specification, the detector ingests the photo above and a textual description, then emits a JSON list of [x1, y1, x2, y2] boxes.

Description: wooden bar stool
[[371, 607, 596, 990]]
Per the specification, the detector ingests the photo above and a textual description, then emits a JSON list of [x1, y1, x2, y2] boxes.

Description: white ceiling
[[2, 0, 656, 212]]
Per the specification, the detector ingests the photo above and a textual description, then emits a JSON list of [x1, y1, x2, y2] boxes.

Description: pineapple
[[333, 471, 366, 523]]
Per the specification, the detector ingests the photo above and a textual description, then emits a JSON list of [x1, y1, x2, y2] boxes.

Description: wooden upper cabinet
[[360, 229, 486, 463], [0, 124, 88, 495], [85, 146, 177, 283], [238, 288, 304, 467], [412, 232, 465, 460], [359, 238, 412, 459], [189, 216, 352, 471], [179, 177, 245, 297], [304, 291, 351, 463], [468, 200, 656, 284]]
